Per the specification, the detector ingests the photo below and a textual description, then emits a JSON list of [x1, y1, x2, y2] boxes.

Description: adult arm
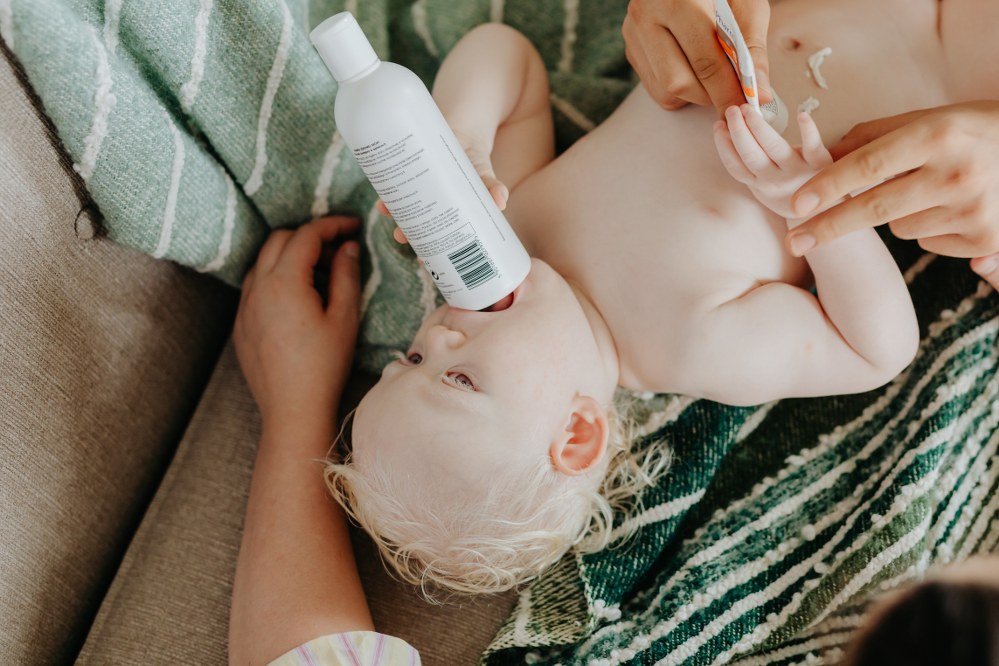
[[229, 217, 372, 666], [784, 102, 999, 286], [622, 0, 771, 113]]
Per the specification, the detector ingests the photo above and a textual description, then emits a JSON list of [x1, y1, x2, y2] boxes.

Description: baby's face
[[353, 259, 609, 494]]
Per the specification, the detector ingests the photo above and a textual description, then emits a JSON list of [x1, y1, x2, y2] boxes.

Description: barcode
[[447, 239, 497, 289]]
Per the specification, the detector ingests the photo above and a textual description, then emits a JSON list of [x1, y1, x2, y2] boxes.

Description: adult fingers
[[644, 27, 710, 109], [888, 207, 999, 257], [730, 0, 772, 104], [255, 229, 294, 273], [786, 171, 935, 255], [624, 2, 703, 109], [376, 199, 390, 216], [791, 124, 931, 219], [277, 216, 361, 276], [623, 16, 661, 103], [239, 266, 257, 312], [669, 9, 742, 112], [970, 253, 999, 287], [829, 108, 941, 160], [918, 234, 990, 259], [327, 241, 362, 328], [392, 227, 409, 245], [887, 207, 964, 241]]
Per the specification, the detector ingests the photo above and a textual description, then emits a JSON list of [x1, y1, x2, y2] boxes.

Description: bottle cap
[[310, 12, 379, 83]]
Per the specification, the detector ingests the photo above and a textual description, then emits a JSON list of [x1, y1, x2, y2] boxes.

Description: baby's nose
[[425, 323, 465, 352]]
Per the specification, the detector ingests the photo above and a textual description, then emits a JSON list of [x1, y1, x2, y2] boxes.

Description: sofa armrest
[[0, 46, 238, 665]]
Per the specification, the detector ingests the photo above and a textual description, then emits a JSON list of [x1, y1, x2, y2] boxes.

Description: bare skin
[[399, 0, 986, 408], [359, 1, 993, 487]]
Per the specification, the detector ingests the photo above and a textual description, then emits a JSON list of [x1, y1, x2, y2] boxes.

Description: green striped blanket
[[5, 1, 998, 664]]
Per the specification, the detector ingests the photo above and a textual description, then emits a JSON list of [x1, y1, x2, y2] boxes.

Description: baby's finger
[[798, 112, 833, 168], [392, 227, 409, 245], [742, 104, 796, 170], [375, 199, 390, 216], [725, 105, 776, 176], [487, 181, 509, 210], [713, 120, 755, 184]]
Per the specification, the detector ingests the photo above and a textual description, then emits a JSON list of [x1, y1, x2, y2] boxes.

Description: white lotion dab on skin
[[310, 12, 531, 311]]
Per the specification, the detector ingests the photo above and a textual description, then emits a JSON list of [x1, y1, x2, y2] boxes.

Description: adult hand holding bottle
[[622, 0, 772, 113], [785, 101, 999, 289]]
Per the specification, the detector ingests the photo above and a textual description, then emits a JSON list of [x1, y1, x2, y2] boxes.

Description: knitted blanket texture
[[4, 1, 997, 664]]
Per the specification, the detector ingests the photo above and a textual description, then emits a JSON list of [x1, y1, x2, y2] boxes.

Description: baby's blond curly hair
[[326, 397, 670, 597]]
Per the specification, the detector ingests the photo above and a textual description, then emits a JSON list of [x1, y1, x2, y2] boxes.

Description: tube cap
[[310, 12, 379, 83]]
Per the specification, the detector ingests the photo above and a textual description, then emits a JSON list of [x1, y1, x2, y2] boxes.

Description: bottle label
[[351, 131, 510, 302]]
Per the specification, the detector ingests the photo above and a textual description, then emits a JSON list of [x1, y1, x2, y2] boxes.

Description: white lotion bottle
[[310, 12, 531, 311]]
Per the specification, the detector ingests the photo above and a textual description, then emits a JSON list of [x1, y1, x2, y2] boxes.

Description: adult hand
[[234, 216, 361, 428], [785, 102, 999, 287], [622, 0, 772, 113]]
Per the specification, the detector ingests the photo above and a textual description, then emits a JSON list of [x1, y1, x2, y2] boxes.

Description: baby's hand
[[714, 105, 833, 220]]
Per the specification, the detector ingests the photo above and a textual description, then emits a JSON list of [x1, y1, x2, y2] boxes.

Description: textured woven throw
[[5, 1, 998, 664]]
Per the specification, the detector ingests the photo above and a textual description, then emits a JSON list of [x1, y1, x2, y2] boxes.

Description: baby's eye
[[407, 352, 423, 365], [444, 372, 476, 391]]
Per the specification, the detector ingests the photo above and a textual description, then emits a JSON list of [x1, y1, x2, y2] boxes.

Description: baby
[[329, 0, 991, 595]]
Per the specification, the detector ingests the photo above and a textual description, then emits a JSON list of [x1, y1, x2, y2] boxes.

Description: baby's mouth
[[481, 283, 523, 312], [484, 292, 514, 312]]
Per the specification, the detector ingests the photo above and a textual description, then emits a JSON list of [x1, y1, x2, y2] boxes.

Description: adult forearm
[[229, 410, 373, 666]]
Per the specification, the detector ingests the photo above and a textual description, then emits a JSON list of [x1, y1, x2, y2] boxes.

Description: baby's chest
[[551, 201, 810, 392]]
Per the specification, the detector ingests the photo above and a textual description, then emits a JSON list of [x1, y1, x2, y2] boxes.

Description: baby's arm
[[683, 107, 919, 405], [432, 23, 555, 196]]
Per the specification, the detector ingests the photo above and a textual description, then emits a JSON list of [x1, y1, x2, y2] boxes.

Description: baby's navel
[[781, 36, 802, 52]]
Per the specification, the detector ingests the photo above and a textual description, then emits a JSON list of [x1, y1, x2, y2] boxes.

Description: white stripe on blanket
[[245, 0, 293, 196], [180, 0, 213, 113]]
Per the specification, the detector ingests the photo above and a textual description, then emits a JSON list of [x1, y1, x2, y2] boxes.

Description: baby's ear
[[550, 396, 609, 476]]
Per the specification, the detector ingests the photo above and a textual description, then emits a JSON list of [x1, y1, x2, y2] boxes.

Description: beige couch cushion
[[0, 48, 238, 664], [76, 343, 517, 665]]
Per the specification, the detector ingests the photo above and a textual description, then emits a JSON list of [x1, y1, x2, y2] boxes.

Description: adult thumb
[[731, 0, 772, 103]]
